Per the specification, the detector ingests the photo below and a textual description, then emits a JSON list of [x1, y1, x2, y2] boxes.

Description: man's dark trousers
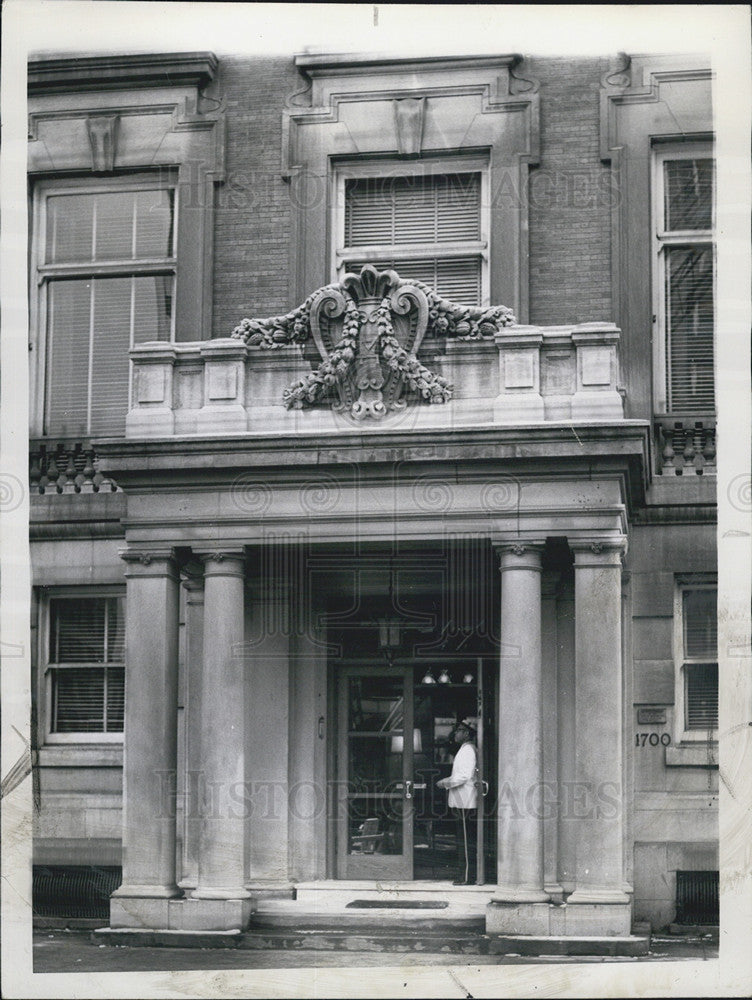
[[451, 806, 477, 883]]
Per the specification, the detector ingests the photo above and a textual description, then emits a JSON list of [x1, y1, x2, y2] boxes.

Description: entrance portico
[[96, 421, 642, 938]]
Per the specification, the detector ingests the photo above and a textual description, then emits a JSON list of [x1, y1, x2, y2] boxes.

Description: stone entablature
[[126, 269, 625, 437]]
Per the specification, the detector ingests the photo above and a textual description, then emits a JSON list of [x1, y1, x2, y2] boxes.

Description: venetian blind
[[685, 663, 718, 730], [663, 158, 715, 413], [44, 188, 175, 437], [49, 597, 125, 733], [344, 173, 482, 306]]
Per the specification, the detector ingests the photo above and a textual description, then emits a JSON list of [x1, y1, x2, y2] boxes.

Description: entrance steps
[[242, 881, 490, 953]]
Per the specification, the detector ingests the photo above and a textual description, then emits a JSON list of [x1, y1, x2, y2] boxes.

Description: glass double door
[[336, 662, 489, 881]]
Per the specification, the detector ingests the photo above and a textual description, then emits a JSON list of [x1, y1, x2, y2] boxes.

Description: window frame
[[40, 587, 126, 745], [30, 171, 178, 438], [673, 578, 718, 744], [651, 141, 715, 415], [331, 155, 490, 305]]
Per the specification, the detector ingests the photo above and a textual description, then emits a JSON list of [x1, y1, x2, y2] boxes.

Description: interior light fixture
[[438, 668, 451, 684], [421, 669, 436, 685]]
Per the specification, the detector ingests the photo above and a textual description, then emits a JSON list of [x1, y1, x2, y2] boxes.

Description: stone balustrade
[[29, 440, 119, 494], [654, 415, 716, 476], [124, 322, 626, 438]]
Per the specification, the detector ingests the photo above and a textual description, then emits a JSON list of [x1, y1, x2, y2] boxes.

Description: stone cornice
[[294, 52, 521, 75], [28, 52, 218, 95]]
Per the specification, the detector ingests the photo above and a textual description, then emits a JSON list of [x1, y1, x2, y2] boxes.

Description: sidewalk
[[33, 929, 718, 973]]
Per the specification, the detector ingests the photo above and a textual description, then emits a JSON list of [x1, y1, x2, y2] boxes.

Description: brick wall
[[212, 55, 302, 336], [212, 55, 615, 333], [525, 57, 613, 326]]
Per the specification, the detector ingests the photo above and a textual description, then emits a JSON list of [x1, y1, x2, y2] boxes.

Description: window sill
[[665, 744, 718, 768], [38, 745, 123, 767]]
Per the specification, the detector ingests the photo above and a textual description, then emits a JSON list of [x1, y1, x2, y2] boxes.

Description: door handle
[[404, 780, 413, 800], [482, 780, 489, 797], [413, 783, 427, 790]]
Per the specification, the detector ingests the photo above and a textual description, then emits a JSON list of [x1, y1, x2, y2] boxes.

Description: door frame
[[335, 664, 415, 880]]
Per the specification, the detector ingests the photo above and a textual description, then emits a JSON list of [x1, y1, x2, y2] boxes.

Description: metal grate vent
[[33, 865, 121, 920], [675, 870, 719, 925]]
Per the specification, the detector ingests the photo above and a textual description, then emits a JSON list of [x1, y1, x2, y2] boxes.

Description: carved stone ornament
[[232, 265, 515, 420]]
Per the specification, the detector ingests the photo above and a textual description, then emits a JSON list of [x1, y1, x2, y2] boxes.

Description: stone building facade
[[28, 48, 718, 941]]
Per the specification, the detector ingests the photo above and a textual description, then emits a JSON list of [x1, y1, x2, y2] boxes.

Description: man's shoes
[[452, 878, 469, 885]]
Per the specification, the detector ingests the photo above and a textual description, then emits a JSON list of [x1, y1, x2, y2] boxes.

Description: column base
[[486, 900, 632, 937], [492, 886, 550, 904], [110, 894, 255, 932], [567, 888, 631, 905], [112, 884, 181, 898], [192, 886, 253, 901]]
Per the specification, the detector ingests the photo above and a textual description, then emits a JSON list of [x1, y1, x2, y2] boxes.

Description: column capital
[[493, 540, 545, 572], [120, 547, 179, 577], [570, 536, 627, 566], [195, 549, 246, 577]]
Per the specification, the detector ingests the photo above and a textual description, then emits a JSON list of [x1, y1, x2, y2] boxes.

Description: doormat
[[345, 900, 449, 909]]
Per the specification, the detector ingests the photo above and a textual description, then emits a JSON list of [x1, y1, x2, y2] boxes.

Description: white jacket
[[446, 742, 478, 809]]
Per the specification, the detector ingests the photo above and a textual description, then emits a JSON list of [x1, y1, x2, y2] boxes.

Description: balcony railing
[[654, 415, 716, 476], [29, 440, 119, 494]]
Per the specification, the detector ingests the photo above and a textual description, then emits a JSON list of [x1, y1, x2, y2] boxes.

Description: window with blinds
[[682, 588, 718, 731], [341, 172, 484, 305], [656, 152, 715, 414], [41, 185, 176, 438], [48, 597, 125, 734]]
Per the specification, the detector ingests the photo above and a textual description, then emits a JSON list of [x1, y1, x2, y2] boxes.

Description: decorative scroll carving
[[232, 265, 515, 419]]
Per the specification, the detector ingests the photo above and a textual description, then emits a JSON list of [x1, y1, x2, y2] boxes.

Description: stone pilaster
[[489, 542, 549, 929], [567, 539, 631, 926], [110, 548, 181, 929]]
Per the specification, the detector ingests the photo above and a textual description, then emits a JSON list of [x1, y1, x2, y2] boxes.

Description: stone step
[[249, 911, 486, 932], [240, 926, 489, 954]]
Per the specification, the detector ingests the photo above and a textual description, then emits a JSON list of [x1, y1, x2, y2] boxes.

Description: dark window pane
[[683, 589, 717, 658], [135, 189, 175, 258], [50, 598, 106, 663], [91, 278, 132, 436], [46, 194, 95, 263], [95, 191, 136, 261], [685, 663, 718, 729], [106, 667, 125, 731], [665, 159, 714, 231], [665, 245, 715, 412], [45, 280, 91, 436], [53, 667, 105, 732], [107, 598, 125, 663]]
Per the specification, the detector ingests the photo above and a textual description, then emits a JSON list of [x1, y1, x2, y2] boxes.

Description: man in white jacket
[[436, 720, 478, 885]]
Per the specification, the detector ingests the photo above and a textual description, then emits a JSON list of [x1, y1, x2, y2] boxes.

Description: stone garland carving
[[232, 265, 515, 420]]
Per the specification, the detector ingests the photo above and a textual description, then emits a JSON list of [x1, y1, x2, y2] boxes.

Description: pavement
[[33, 929, 719, 973]]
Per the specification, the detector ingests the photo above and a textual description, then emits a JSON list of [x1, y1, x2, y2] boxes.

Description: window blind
[[346, 256, 481, 306], [345, 174, 481, 247], [43, 187, 175, 438], [665, 245, 715, 412], [661, 156, 715, 414], [683, 589, 717, 659], [664, 159, 713, 232], [49, 597, 125, 733], [685, 663, 718, 729]]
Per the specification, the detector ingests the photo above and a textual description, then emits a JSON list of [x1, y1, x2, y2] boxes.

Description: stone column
[[188, 550, 253, 929], [110, 549, 181, 929], [489, 542, 549, 925], [179, 563, 204, 892], [567, 540, 630, 920]]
